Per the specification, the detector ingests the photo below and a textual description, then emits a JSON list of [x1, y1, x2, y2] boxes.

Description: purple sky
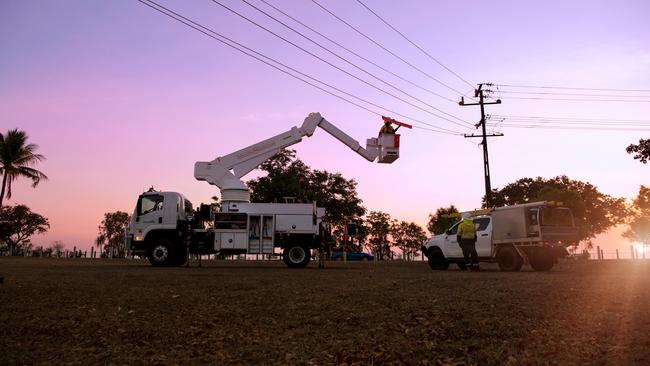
[[1, 0, 649, 253]]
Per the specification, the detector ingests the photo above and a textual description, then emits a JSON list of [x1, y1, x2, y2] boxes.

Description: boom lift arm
[[194, 112, 410, 202]]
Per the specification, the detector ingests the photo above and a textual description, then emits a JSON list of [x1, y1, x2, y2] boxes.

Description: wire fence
[[579, 245, 648, 261], [6, 245, 648, 263]]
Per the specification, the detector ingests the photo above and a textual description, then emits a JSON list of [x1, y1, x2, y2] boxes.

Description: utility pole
[[459, 83, 503, 207]]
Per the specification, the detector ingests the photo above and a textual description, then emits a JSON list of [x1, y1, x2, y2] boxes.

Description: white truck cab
[[422, 202, 579, 271], [126, 191, 194, 266]]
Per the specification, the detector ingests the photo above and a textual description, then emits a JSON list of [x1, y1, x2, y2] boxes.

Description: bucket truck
[[125, 112, 411, 268]]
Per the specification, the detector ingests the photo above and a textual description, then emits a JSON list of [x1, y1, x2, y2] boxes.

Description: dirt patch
[[1, 258, 649, 365]]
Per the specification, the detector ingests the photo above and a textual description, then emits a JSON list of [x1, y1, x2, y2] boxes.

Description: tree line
[[1, 129, 649, 257]]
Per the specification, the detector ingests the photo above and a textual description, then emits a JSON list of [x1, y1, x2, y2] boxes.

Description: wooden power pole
[[459, 83, 503, 207]]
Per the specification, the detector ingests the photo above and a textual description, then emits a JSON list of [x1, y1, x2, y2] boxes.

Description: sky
[[1, 0, 649, 254]]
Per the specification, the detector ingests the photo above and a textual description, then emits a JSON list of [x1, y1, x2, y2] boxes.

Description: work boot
[[471, 264, 480, 271]]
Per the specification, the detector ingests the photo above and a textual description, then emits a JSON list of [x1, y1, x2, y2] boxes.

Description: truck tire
[[283, 245, 311, 268], [497, 246, 523, 272], [427, 248, 449, 270], [529, 249, 555, 271], [148, 239, 175, 267]]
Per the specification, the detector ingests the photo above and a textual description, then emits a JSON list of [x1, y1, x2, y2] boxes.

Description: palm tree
[[0, 129, 48, 207]]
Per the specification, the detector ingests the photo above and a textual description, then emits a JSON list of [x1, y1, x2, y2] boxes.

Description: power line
[[495, 83, 650, 93], [489, 114, 650, 123], [136, 0, 462, 135], [310, 0, 470, 98], [236, 0, 469, 124], [257, 0, 457, 104], [492, 120, 650, 127], [497, 90, 650, 98], [500, 96, 650, 103], [354, 0, 474, 89], [212, 0, 473, 129], [487, 123, 650, 131]]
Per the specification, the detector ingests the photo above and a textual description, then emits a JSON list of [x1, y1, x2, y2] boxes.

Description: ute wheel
[[283, 245, 311, 268], [529, 249, 555, 271], [497, 246, 523, 272], [427, 248, 449, 270], [148, 239, 175, 267]]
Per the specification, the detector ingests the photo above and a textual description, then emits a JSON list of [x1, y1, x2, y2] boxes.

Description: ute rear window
[[540, 207, 573, 227]]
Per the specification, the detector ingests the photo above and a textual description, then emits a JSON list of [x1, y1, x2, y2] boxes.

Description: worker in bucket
[[456, 213, 479, 271], [378, 119, 395, 136]]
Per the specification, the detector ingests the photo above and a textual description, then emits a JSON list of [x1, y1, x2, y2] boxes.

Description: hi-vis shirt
[[457, 219, 477, 240]]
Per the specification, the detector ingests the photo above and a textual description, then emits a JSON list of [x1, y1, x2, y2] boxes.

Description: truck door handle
[[481, 234, 488, 237]]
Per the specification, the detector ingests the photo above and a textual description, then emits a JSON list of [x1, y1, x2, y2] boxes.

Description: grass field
[[1, 258, 649, 365]]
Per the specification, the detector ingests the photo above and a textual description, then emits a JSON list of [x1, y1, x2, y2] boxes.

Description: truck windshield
[[540, 207, 573, 227], [139, 195, 163, 215]]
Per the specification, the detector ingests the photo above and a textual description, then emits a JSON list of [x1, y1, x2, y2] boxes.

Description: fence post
[[600, 248, 604, 260], [596, 246, 601, 260], [616, 249, 619, 260], [630, 245, 635, 260]]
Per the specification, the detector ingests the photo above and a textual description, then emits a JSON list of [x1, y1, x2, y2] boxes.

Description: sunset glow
[[1, 0, 648, 252]]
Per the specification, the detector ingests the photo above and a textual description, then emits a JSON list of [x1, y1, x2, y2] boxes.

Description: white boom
[[194, 112, 404, 203]]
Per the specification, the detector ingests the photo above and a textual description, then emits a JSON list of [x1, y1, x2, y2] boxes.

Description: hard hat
[[461, 212, 471, 220]]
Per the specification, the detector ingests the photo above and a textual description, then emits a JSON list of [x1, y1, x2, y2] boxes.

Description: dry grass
[[1, 258, 649, 365]]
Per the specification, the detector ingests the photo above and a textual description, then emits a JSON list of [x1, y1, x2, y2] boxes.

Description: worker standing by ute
[[457, 213, 479, 271]]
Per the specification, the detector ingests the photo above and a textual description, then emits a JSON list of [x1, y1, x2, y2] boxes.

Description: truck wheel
[[497, 247, 523, 272], [427, 248, 449, 270], [283, 245, 311, 268], [529, 249, 555, 271], [148, 239, 175, 267]]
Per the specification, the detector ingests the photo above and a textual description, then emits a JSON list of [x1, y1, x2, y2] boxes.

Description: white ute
[[125, 112, 411, 268], [422, 202, 579, 271]]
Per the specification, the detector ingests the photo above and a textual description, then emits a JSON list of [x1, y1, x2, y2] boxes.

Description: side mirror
[[445, 230, 451, 235], [135, 216, 140, 222]]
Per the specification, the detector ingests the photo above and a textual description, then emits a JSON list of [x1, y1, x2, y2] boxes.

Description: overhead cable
[[355, 0, 474, 89], [311, 0, 469, 98], [486, 123, 650, 132], [499, 96, 650, 103], [258, 0, 458, 104], [136, 0, 463, 135], [495, 83, 650, 93], [489, 114, 650, 123], [497, 90, 650, 98], [212, 0, 473, 128]]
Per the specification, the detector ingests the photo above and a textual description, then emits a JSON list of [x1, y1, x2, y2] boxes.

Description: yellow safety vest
[[457, 219, 476, 240]]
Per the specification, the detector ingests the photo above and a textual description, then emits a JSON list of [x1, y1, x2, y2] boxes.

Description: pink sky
[[1, 0, 649, 253]]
